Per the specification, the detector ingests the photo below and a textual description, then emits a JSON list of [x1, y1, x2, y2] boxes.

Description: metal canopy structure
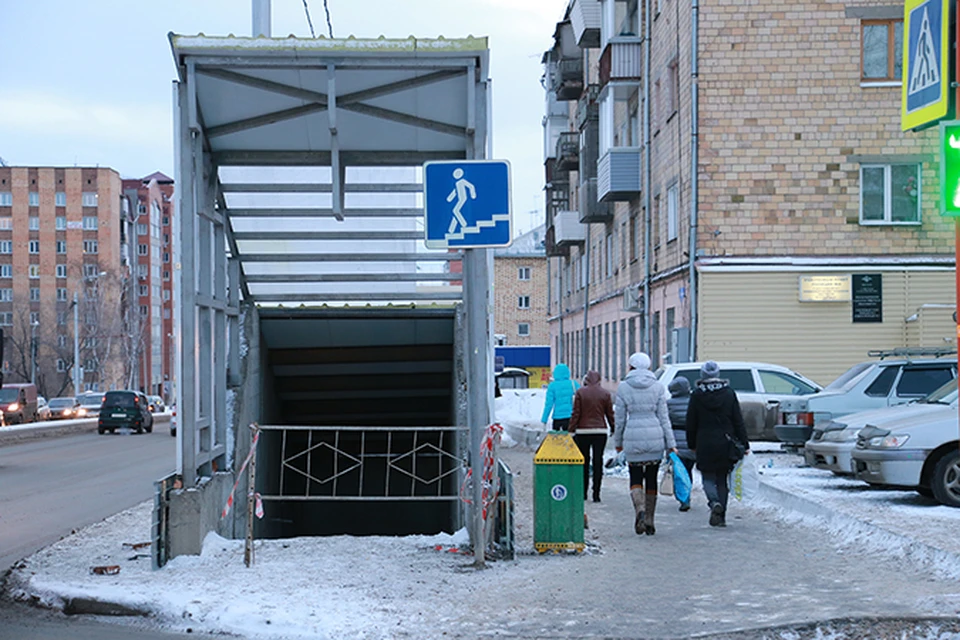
[[170, 34, 492, 487]]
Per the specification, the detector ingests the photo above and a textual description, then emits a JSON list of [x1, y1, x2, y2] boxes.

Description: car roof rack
[[867, 347, 957, 360]]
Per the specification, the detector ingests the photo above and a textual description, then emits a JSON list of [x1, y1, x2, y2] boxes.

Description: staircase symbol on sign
[[908, 6, 940, 96]]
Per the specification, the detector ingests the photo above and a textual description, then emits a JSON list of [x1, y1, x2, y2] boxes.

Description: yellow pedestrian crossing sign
[[902, 0, 949, 131]]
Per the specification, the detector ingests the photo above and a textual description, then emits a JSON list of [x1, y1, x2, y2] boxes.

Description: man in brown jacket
[[569, 370, 615, 502]]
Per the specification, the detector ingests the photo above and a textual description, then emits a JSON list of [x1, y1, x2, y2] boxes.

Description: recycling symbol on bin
[[550, 484, 568, 501]]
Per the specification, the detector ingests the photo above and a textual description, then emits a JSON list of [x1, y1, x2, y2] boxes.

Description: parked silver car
[[804, 379, 957, 475], [655, 361, 822, 441], [776, 348, 956, 448], [851, 394, 960, 507]]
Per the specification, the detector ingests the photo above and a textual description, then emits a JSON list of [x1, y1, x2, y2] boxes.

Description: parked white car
[[804, 379, 957, 475], [776, 349, 956, 448], [655, 361, 821, 441], [851, 396, 960, 507]]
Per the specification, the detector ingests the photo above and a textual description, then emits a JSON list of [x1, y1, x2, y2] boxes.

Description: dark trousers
[[552, 418, 570, 431], [701, 469, 730, 511], [628, 461, 660, 495], [574, 434, 607, 498]]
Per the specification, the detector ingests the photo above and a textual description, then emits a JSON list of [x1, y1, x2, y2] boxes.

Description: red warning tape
[[459, 423, 503, 520], [221, 429, 261, 519]]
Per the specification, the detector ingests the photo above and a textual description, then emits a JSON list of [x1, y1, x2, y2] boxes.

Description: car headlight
[[822, 428, 853, 442], [869, 434, 910, 448], [8, 402, 18, 412], [77, 408, 87, 416]]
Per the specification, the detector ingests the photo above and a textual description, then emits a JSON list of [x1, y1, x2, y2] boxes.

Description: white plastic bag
[[731, 451, 759, 501]]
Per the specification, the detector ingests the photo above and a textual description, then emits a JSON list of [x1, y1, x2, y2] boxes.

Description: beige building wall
[[697, 267, 957, 385], [494, 255, 549, 346]]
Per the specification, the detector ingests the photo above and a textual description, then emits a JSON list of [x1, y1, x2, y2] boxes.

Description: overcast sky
[[0, 0, 562, 236]]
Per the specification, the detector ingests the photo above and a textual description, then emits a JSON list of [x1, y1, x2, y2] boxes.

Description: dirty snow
[[6, 388, 960, 639]]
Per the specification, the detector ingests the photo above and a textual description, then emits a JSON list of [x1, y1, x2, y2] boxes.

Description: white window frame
[[859, 163, 921, 225], [56, 264, 67, 278], [55, 192, 66, 206], [30, 287, 40, 301], [518, 295, 531, 309], [29, 216, 39, 231], [0, 288, 12, 302], [82, 215, 99, 230], [28, 265, 40, 278], [0, 193, 11, 206], [0, 241, 11, 254], [518, 323, 531, 337], [666, 182, 679, 240], [518, 266, 531, 281], [0, 312, 12, 325], [81, 192, 98, 207], [57, 359, 66, 372], [28, 192, 39, 206], [84, 264, 100, 277], [0, 265, 10, 278], [28, 240, 40, 254], [55, 216, 66, 230], [56, 240, 66, 254], [138, 244, 149, 256], [57, 287, 68, 301], [0, 218, 10, 230], [83, 239, 98, 254]]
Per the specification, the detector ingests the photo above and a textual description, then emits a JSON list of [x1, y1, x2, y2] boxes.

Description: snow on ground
[[6, 387, 960, 639]]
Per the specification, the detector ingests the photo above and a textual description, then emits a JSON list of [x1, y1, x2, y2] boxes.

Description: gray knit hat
[[700, 360, 720, 379]]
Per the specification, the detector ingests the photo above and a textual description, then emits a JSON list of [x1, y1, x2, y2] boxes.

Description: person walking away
[[540, 363, 579, 432], [569, 370, 615, 502], [612, 353, 677, 535], [666, 377, 696, 512], [685, 360, 750, 528]]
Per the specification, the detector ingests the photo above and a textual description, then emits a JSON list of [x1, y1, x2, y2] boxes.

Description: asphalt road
[[0, 424, 176, 573]]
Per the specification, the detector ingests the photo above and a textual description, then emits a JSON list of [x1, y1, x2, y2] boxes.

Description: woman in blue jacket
[[540, 363, 579, 431]]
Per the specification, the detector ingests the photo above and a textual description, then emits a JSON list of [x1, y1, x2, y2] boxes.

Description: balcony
[[547, 22, 584, 101], [597, 147, 641, 202], [555, 210, 586, 246], [568, 0, 601, 48], [544, 224, 568, 257], [579, 177, 613, 223], [599, 38, 642, 87], [555, 132, 580, 172], [576, 84, 600, 131]]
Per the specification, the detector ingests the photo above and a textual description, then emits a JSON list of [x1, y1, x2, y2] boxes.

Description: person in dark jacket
[[666, 377, 696, 512], [686, 360, 750, 527], [570, 370, 615, 503]]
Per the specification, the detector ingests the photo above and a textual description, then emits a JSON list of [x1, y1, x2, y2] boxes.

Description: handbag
[[725, 433, 746, 462], [659, 464, 674, 496]]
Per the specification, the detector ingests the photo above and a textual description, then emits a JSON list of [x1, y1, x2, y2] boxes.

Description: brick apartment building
[[493, 225, 549, 347], [121, 172, 175, 400], [542, 0, 955, 387], [0, 166, 173, 399]]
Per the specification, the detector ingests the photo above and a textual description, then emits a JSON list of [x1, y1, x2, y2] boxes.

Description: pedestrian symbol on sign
[[908, 6, 940, 97], [446, 168, 477, 235], [551, 484, 568, 501]]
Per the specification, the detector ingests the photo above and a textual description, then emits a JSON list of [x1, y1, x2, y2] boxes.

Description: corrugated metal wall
[[698, 269, 956, 386]]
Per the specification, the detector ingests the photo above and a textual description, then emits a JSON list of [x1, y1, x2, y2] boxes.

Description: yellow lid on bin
[[534, 432, 585, 465]]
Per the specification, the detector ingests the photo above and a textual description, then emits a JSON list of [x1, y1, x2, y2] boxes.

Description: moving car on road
[[804, 379, 957, 475], [776, 348, 956, 449], [851, 393, 960, 507], [0, 383, 39, 424], [98, 390, 154, 435], [36, 396, 51, 422], [76, 392, 106, 418], [655, 361, 821, 441], [148, 395, 166, 413], [47, 397, 83, 420]]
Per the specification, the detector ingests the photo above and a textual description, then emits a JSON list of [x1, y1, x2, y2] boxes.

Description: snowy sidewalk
[[5, 437, 960, 639]]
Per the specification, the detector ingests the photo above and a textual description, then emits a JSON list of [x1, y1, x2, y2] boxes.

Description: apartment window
[[0, 218, 10, 230], [58, 334, 67, 348], [0, 241, 10, 254], [83, 240, 98, 254], [138, 204, 147, 214], [163, 270, 170, 281], [137, 264, 147, 277], [57, 288, 67, 301], [163, 308, 171, 319], [139, 285, 148, 297], [29, 216, 39, 231], [163, 289, 170, 301], [518, 295, 531, 309], [29, 192, 39, 206], [29, 265, 40, 278], [518, 323, 531, 337], [163, 252, 170, 263], [55, 192, 66, 206], [56, 240, 66, 254], [57, 312, 66, 325], [0, 265, 10, 278], [138, 244, 148, 256], [860, 163, 920, 224], [81, 192, 98, 207], [84, 264, 100, 277], [518, 266, 531, 281], [162, 216, 169, 226], [56, 216, 66, 230], [84, 358, 98, 372], [29, 240, 40, 254], [30, 287, 40, 302], [140, 305, 148, 316], [83, 215, 99, 230], [0, 193, 11, 206], [0, 288, 12, 302], [137, 223, 148, 236], [667, 182, 679, 241], [57, 359, 66, 372], [56, 264, 67, 278], [862, 19, 903, 82]]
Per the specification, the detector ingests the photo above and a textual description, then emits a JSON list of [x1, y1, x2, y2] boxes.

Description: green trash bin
[[533, 431, 585, 553]]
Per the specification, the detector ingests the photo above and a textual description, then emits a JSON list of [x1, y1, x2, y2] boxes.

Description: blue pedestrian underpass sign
[[424, 160, 512, 249]]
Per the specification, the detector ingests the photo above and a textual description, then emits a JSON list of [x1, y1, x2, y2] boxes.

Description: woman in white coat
[[613, 352, 677, 535]]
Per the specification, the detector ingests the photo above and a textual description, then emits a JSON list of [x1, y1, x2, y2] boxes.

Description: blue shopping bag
[[669, 452, 691, 505]]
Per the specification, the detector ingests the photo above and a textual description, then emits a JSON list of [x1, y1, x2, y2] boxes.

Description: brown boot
[[630, 488, 644, 534], [644, 493, 657, 535]]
